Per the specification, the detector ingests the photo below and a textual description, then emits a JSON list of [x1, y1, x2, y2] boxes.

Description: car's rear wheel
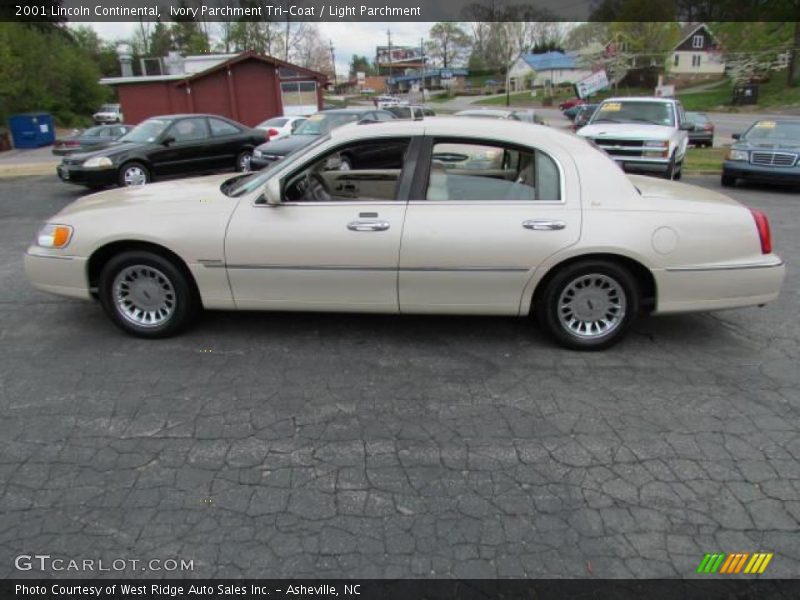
[[98, 251, 199, 338], [721, 173, 736, 187], [119, 162, 150, 187], [236, 150, 252, 172], [535, 260, 640, 351]]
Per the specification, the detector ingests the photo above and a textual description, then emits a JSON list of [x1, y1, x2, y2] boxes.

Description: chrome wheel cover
[[113, 265, 176, 328], [238, 153, 251, 171], [123, 166, 147, 186], [558, 273, 626, 339]]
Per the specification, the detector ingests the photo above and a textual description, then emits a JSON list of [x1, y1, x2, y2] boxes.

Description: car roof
[[601, 96, 676, 103], [321, 107, 380, 114], [455, 109, 512, 116], [330, 117, 588, 151], [148, 114, 237, 120]]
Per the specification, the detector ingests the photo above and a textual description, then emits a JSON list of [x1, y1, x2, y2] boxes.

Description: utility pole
[[420, 36, 425, 101], [329, 40, 337, 90], [387, 28, 393, 78]]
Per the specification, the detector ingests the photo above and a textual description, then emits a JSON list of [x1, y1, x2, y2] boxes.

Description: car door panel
[[224, 202, 406, 311], [224, 137, 415, 311], [399, 138, 582, 315]]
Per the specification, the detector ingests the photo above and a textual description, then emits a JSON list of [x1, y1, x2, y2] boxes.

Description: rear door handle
[[522, 219, 566, 231], [347, 220, 390, 232]]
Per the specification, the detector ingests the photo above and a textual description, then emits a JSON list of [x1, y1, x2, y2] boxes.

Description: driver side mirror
[[732, 133, 741, 140], [257, 178, 282, 206], [161, 135, 175, 146]]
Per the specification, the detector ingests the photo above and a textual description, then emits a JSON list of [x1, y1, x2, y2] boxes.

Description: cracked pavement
[[0, 175, 798, 579]]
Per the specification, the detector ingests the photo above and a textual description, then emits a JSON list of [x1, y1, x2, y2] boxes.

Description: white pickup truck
[[576, 96, 692, 179]]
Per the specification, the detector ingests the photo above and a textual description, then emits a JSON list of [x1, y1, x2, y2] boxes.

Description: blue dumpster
[[8, 112, 56, 149]]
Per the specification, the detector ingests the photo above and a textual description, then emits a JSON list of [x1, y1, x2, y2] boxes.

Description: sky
[[86, 21, 434, 79]]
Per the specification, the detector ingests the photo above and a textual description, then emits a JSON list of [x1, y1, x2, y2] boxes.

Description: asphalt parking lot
[[1, 174, 798, 579]]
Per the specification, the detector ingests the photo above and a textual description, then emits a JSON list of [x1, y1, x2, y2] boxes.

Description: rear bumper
[[723, 161, 800, 184], [654, 257, 785, 314], [24, 249, 91, 300]]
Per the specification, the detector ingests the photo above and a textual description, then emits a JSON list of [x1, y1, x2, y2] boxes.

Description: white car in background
[[25, 118, 784, 350], [577, 97, 692, 180], [255, 116, 307, 141]]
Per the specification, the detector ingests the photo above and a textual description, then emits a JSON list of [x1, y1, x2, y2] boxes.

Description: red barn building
[[101, 51, 328, 127]]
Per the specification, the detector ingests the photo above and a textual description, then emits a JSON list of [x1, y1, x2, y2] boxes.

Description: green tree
[[349, 55, 374, 78], [427, 22, 472, 68], [149, 22, 174, 58]]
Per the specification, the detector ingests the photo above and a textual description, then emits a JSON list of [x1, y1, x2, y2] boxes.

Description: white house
[[669, 24, 726, 76], [508, 51, 593, 92]]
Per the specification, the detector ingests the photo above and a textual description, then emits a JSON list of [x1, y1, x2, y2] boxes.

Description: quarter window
[[426, 140, 560, 202], [209, 118, 241, 137]]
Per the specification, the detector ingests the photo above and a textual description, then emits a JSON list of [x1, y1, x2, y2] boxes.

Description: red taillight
[[66, 141, 80, 146], [750, 209, 772, 254], [267, 128, 279, 138], [704, 124, 713, 131]]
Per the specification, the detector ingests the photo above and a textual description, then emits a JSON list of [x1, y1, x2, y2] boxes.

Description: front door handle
[[347, 220, 390, 232], [522, 219, 566, 231]]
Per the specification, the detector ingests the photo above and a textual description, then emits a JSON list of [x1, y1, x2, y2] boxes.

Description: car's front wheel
[[98, 251, 199, 338], [236, 150, 252, 172], [119, 162, 150, 187], [535, 260, 640, 350]]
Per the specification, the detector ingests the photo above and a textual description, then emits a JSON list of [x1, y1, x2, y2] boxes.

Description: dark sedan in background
[[571, 104, 598, 131], [249, 108, 395, 170], [686, 112, 715, 147], [56, 114, 266, 188], [722, 119, 800, 187], [52, 124, 132, 156]]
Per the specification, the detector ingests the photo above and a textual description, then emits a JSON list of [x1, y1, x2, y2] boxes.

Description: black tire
[[673, 160, 683, 180], [118, 161, 151, 187], [721, 173, 736, 187], [236, 150, 252, 172], [535, 260, 640, 351], [98, 250, 199, 338], [664, 153, 677, 180]]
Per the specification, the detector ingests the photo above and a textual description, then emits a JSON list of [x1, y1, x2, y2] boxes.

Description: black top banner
[[3, 0, 800, 22], [5, 579, 800, 600]]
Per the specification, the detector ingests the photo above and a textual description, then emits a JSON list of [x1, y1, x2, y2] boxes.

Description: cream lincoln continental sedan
[[25, 118, 785, 350]]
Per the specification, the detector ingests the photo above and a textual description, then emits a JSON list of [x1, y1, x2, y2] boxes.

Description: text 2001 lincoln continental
[[25, 118, 785, 350]]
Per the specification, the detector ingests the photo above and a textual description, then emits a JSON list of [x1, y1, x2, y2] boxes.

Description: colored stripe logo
[[697, 553, 773, 574]]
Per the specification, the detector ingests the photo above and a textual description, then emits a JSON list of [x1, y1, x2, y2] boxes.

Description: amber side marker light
[[36, 224, 73, 249]]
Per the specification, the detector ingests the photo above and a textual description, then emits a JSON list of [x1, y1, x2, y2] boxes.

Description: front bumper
[[57, 164, 117, 187], [24, 249, 91, 300], [723, 161, 800, 185], [614, 158, 671, 175]]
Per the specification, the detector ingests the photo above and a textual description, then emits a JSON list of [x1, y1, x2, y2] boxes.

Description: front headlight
[[36, 224, 73, 249], [82, 156, 113, 168], [726, 149, 749, 161], [643, 140, 669, 148]]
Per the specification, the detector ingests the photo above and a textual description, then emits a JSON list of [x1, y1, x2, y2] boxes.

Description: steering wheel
[[306, 171, 331, 202]]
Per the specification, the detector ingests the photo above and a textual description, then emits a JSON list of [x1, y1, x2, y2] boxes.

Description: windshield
[[100, 104, 118, 112], [225, 134, 331, 198], [743, 121, 800, 143], [591, 101, 675, 126], [294, 113, 358, 136], [118, 119, 170, 143]]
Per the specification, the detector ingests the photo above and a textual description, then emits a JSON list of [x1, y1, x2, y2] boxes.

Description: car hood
[[629, 175, 742, 208], [68, 141, 147, 160], [57, 174, 234, 218], [578, 123, 676, 140], [255, 135, 318, 155]]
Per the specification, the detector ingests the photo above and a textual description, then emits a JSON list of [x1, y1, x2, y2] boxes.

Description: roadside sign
[[440, 70, 453, 80], [575, 70, 609, 99]]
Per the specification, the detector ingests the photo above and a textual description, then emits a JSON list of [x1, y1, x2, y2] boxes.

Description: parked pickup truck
[[576, 96, 692, 179]]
